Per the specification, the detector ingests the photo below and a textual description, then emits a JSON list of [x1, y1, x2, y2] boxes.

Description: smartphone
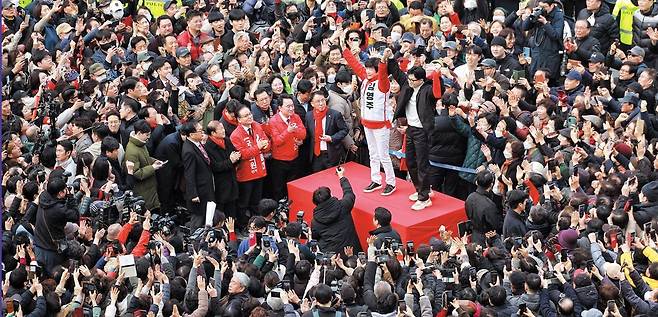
[[398, 299, 407, 312], [256, 232, 263, 245], [610, 233, 618, 249], [271, 290, 281, 298], [519, 303, 527, 313], [578, 204, 587, 218], [607, 300, 616, 312], [153, 282, 161, 295], [165, 73, 179, 86], [490, 271, 498, 284], [523, 47, 531, 59], [645, 222, 652, 233], [560, 249, 568, 262], [534, 71, 546, 84], [458, 220, 473, 237], [406, 241, 415, 255], [505, 259, 512, 271], [73, 307, 84, 317], [69, 260, 78, 273], [474, 68, 485, 80]]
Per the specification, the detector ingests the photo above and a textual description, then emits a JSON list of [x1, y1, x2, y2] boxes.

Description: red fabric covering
[[524, 179, 540, 205], [287, 162, 467, 250]]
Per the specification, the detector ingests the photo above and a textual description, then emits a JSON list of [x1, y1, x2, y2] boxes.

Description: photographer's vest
[[359, 79, 392, 129], [613, 0, 638, 45]]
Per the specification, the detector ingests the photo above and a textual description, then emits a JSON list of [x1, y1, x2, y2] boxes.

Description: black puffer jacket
[[311, 177, 363, 254], [577, 4, 618, 52], [575, 284, 599, 310], [633, 201, 658, 226], [633, 4, 658, 61], [219, 290, 251, 317], [429, 110, 466, 165], [33, 191, 80, 252], [369, 225, 402, 249]]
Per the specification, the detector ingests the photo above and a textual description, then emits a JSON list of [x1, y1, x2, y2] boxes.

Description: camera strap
[[40, 207, 66, 253]]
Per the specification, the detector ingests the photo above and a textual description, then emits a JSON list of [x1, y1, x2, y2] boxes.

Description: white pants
[[364, 127, 396, 186]]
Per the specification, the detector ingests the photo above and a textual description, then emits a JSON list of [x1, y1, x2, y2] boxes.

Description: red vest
[[230, 122, 269, 182], [269, 113, 307, 161]]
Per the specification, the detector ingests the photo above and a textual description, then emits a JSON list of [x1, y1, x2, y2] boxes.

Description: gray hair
[[233, 31, 250, 45], [373, 281, 392, 299], [234, 272, 250, 288]]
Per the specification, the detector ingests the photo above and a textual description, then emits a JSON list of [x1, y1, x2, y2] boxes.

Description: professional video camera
[[296, 210, 310, 239], [529, 6, 547, 22], [273, 198, 291, 224]]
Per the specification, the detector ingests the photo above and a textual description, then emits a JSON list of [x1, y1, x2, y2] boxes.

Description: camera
[[274, 199, 291, 224], [529, 7, 546, 22]]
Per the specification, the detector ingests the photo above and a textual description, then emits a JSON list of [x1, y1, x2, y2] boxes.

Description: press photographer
[[33, 172, 87, 274], [521, 0, 565, 84]]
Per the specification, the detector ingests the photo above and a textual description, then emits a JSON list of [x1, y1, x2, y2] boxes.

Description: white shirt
[[405, 86, 423, 128], [319, 116, 328, 151]]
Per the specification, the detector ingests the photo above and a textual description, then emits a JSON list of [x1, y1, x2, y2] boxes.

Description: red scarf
[[222, 109, 238, 126], [210, 79, 224, 88], [209, 135, 225, 149], [313, 108, 328, 156]]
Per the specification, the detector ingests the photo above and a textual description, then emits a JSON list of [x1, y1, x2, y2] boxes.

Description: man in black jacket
[[182, 121, 215, 229], [490, 36, 522, 79], [576, 0, 618, 52], [565, 20, 601, 65], [311, 166, 363, 254], [502, 189, 529, 240], [33, 176, 81, 274], [465, 170, 503, 245], [428, 93, 466, 198], [369, 207, 402, 249], [205, 120, 240, 221], [305, 91, 349, 172], [154, 122, 195, 214], [391, 65, 442, 211]]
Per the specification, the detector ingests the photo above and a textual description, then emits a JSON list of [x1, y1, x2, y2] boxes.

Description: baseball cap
[[566, 69, 582, 81], [163, 0, 176, 10], [2, 1, 15, 8], [176, 47, 191, 57], [401, 32, 415, 43], [490, 36, 506, 47], [619, 92, 640, 106], [88, 63, 106, 76], [137, 51, 154, 63], [628, 46, 645, 57], [56, 23, 73, 36], [589, 52, 605, 63], [480, 58, 496, 68], [443, 41, 458, 50]]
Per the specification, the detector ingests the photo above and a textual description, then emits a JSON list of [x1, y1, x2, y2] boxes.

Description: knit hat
[[642, 181, 658, 202], [557, 229, 579, 250], [490, 36, 506, 47], [581, 308, 603, 317]]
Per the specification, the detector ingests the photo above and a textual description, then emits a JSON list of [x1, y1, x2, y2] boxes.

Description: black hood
[[575, 284, 599, 309], [39, 191, 61, 209], [313, 197, 341, 224]]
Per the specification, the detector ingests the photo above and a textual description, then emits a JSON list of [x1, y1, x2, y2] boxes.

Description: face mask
[[390, 31, 401, 42], [342, 84, 353, 94], [503, 149, 512, 159], [327, 74, 336, 84], [492, 15, 505, 23], [451, 310, 460, 317], [211, 73, 223, 82]]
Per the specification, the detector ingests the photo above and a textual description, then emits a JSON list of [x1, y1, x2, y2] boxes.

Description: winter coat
[[450, 115, 485, 184], [34, 191, 80, 251], [567, 36, 601, 64], [633, 4, 658, 60], [206, 138, 239, 204], [494, 54, 523, 80], [429, 110, 466, 165], [369, 225, 402, 249], [502, 210, 527, 240], [633, 201, 658, 226], [522, 7, 565, 81], [574, 284, 599, 309], [311, 177, 363, 254], [154, 132, 185, 209], [327, 89, 356, 148], [577, 4, 619, 52], [219, 290, 250, 317], [465, 188, 503, 244], [124, 135, 160, 210]]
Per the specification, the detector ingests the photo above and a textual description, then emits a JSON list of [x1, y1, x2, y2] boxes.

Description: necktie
[[199, 144, 210, 164], [247, 128, 253, 137]]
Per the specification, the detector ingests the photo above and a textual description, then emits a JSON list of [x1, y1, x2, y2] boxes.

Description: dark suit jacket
[[388, 58, 441, 132], [205, 139, 239, 203], [154, 132, 185, 195], [182, 140, 215, 202], [304, 108, 348, 165]]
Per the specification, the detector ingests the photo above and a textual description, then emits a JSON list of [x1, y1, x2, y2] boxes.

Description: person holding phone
[[521, 0, 565, 85], [123, 120, 165, 211]]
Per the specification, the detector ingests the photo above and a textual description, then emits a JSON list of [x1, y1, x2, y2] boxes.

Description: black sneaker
[[381, 185, 396, 196], [363, 182, 382, 193]]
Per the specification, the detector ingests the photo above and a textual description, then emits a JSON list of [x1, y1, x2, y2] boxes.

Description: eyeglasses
[[239, 112, 253, 118]]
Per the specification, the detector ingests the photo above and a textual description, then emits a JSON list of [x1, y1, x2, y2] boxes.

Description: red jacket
[[230, 122, 270, 182], [269, 112, 307, 161], [177, 30, 211, 61], [117, 223, 150, 257]]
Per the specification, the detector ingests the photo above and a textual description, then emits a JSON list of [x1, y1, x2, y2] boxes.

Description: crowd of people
[[7, 0, 658, 315]]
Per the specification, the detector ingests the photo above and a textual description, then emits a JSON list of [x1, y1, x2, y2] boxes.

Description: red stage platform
[[287, 162, 467, 250]]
